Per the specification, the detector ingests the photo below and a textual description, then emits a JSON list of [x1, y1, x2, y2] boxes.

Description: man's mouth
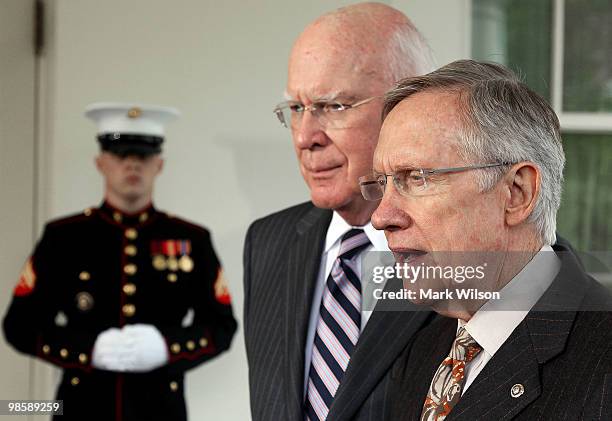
[[126, 175, 141, 184], [306, 164, 342, 178], [392, 249, 428, 265]]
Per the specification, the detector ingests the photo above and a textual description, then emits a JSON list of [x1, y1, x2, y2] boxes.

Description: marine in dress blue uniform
[[2, 103, 237, 421]]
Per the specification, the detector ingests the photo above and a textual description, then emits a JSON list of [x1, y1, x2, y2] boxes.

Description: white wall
[[0, 1, 37, 420], [1, 0, 469, 420], [395, 0, 471, 65]]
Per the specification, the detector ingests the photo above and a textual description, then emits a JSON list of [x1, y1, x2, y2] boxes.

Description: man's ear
[[95, 154, 104, 174], [504, 162, 540, 227], [156, 157, 164, 175]]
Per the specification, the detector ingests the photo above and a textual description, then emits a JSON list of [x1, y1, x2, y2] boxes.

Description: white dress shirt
[[302, 211, 389, 396], [459, 245, 561, 394]]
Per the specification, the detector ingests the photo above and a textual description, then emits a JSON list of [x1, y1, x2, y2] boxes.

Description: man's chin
[[309, 188, 350, 210], [119, 190, 146, 203]]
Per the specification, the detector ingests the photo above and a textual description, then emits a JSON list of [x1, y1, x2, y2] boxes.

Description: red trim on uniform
[[116, 374, 123, 421], [166, 328, 217, 363], [43, 356, 94, 372], [35, 334, 94, 372], [102, 200, 153, 218], [97, 201, 160, 229], [168, 344, 217, 363], [119, 234, 128, 328]]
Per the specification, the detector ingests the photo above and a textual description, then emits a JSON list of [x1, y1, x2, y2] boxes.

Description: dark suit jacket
[[391, 241, 612, 420], [243, 202, 433, 421]]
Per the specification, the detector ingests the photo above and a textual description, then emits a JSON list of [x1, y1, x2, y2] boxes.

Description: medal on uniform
[[179, 255, 193, 272], [75, 292, 94, 312], [150, 241, 167, 271], [152, 255, 167, 270], [178, 240, 193, 272], [165, 240, 179, 271], [167, 256, 179, 271]]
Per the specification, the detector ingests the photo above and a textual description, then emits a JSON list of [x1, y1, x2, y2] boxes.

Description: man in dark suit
[[3, 103, 237, 420], [366, 59, 612, 420], [243, 3, 436, 421]]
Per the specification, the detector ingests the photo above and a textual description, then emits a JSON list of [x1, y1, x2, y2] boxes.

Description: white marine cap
[[85, 102, 180, 136], [84, 102, 180, 156]]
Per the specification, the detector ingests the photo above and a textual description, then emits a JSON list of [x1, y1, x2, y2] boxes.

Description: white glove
[[91, 325, 169, 372], [92, 327, 131, 371], [120, 324, 169, 372]]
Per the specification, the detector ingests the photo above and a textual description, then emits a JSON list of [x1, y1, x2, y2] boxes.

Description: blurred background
[[1, 0, 610, 419]]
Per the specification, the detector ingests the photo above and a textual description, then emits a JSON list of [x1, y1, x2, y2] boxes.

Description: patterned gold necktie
[[420, 326, 482, 421]]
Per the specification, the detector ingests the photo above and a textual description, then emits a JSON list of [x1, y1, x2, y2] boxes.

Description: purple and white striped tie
[[305, 229, 370, 421]]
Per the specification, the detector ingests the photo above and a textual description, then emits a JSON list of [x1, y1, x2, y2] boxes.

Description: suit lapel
[[328, 297, 435, 420], [448, 322, 542, 420], [283, 206, 332, 421], [390, 316, 457, 421], [449, 243, 587, 420]]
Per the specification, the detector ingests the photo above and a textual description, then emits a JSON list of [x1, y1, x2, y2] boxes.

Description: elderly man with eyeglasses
[[368, 59, 612, 420], [243, 3, 435, 421]]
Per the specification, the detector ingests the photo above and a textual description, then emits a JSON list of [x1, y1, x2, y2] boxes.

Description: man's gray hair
[[383, 59, 565, 245]]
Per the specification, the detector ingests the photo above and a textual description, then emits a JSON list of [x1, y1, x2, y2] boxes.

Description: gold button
[[167, 273, 178, 283], [186, 340, 195, 351], [122, 304, 136, 317], [124, 245, 137, 256], [139, 212, 148, 223], [79, 271, 91, 281], [76, 292, 94, 312], [113, 212, 123, 223], [78, 353, 88, 364], [199, 338, 208, 348], [60, 348, 69, 359], [125, 228, 138, 240], [42, 345, 51, 355], [123, 283, 137, 296], [71, 377, 80, 386], [124, 264, 137, 275], [83, 208, 92, 216], [169, 381, 178, 392], [171, 343, 181, 354]]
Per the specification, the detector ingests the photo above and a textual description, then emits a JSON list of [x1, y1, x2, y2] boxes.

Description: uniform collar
[[98, 200, 157, 227]]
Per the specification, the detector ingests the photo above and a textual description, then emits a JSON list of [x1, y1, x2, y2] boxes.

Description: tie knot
[[452, 327, 482, 363], [339, 229, 370, 260]]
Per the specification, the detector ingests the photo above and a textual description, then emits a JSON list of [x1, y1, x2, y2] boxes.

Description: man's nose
[[371, 184, 413, 232], [123, 155, 144, 168], [293, 111, 330, 150]]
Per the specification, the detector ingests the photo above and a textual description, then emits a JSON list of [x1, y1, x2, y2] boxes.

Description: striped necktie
[[305, 229, 371, 421]]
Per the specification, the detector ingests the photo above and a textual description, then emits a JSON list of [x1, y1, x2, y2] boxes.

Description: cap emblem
[[127, 107, 142, 119]]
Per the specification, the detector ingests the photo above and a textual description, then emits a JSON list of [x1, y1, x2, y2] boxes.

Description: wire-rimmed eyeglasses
[[359, 162, 512, 200], [273, 96, 378, 129]]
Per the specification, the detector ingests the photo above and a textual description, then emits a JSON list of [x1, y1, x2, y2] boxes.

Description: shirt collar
[[324, 211, 389, 253], [460, 245, 561, 357]]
